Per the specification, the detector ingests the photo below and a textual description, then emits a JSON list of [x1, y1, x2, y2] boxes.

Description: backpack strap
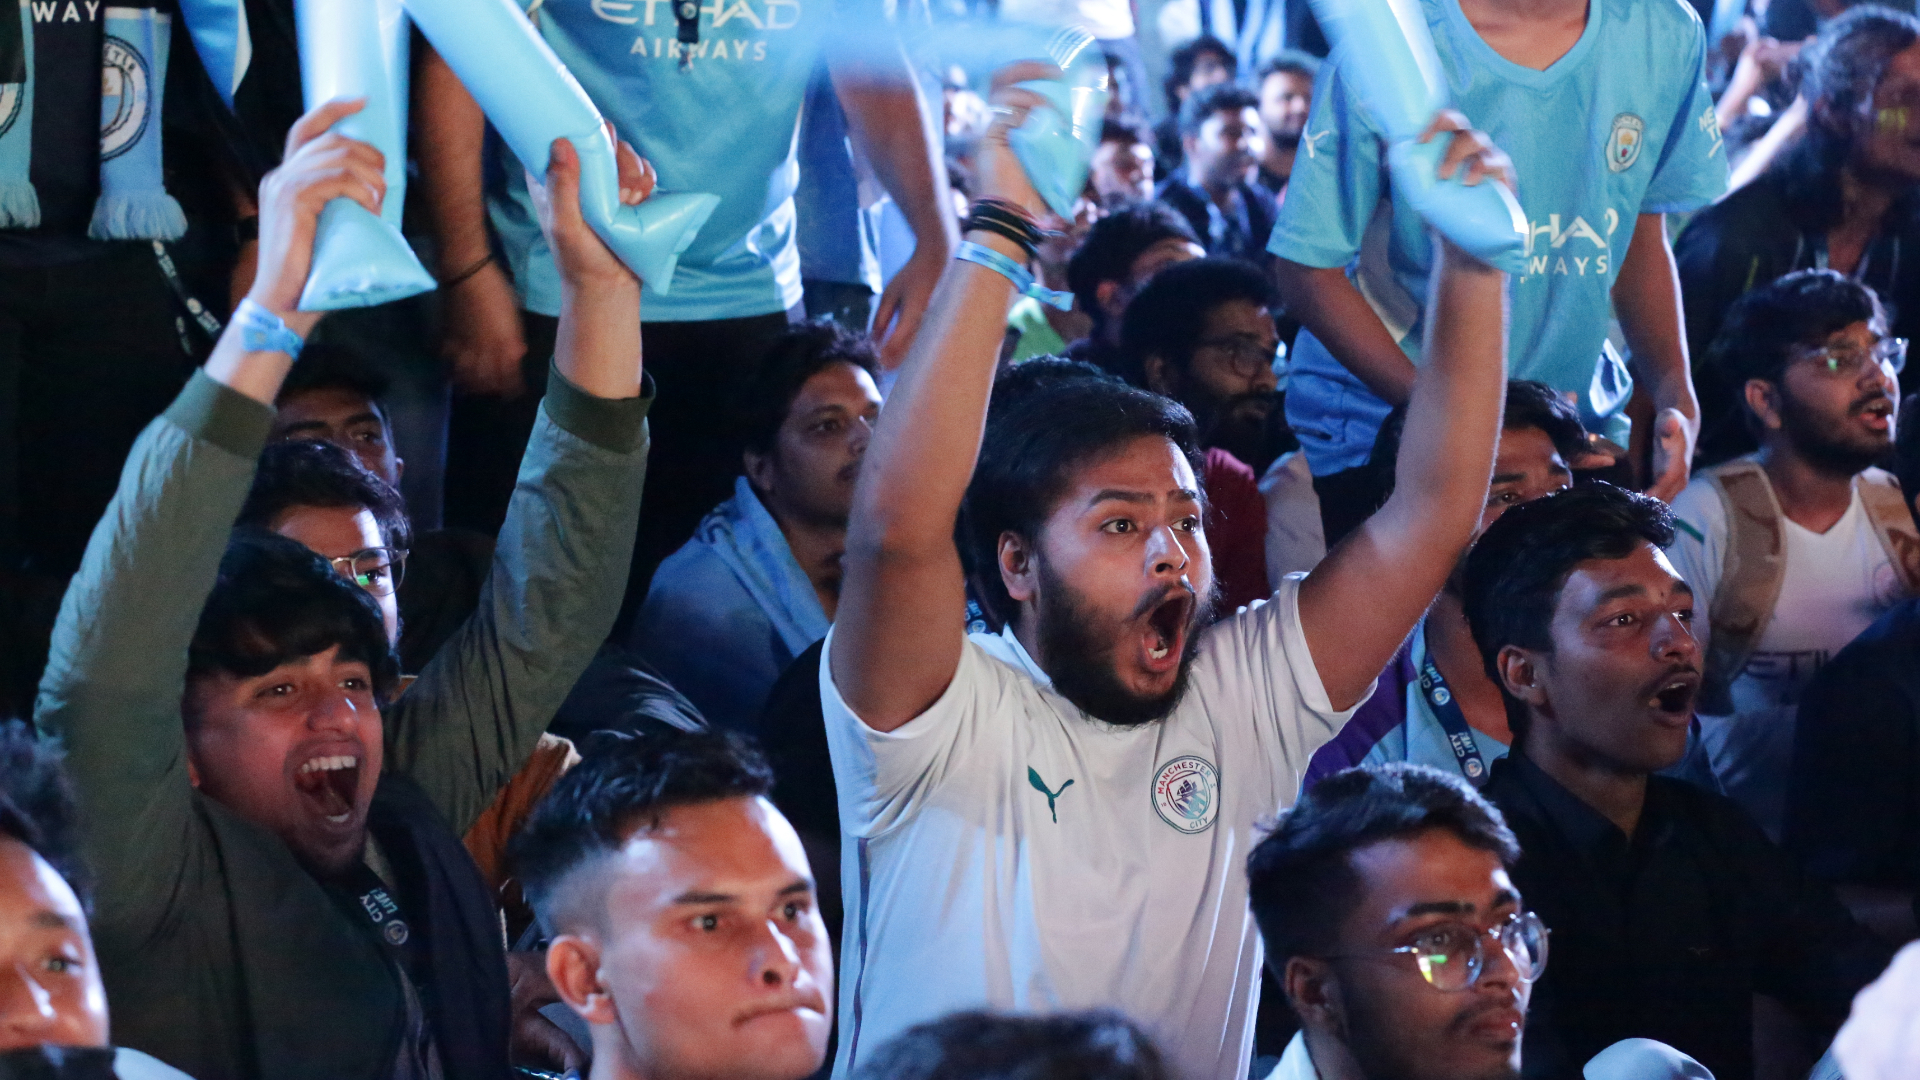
[[1857, 472, 1920, 595], [1699, 460, 1787, 716]]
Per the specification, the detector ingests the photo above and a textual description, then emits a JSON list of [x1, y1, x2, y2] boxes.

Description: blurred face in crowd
[[1181, 50, 1234, 102], [746, 361, 882, 532], [1095, 239, 1208, 336], [1145, 298, 1279, 468], [1187, 106, 1265, 190], [1482, 427, 1573, 533], [547, 797, 832, 1080], [272, 388, 404, 488], [1003, 435, 1215, 727], [1294, 828, 1529, 1080], [1850, 42, 1920, 185], [1090, 137, 1155, 207], [184, 644, 387, 875], [1497, 545, 1699, 775], [0, 839, 107, 1051], [1752, 319, 1901, 477], [269, 506, 402, 644], [1259, 69, 1314, 149]]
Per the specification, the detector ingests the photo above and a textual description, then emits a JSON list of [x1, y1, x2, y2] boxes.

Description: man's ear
[[1283, 955, 1343, 1031], [1744, 378, 1784, 433], [394, 455, 406, 481], [1496, 646, 1550, 714], [1000, 532, 1039, 604], [548, 934, 617, 1025], [1094, 280, 1126, 325], [1142, 353, 1177, 397], [744, 449, 776, 498]]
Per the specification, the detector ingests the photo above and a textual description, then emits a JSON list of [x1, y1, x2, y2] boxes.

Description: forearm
[[414, 43, 494, 272], [833, 55, 957, 257], [1615, 214, 1698, 424], [554, 277, 644, 399], [1274, 259, 1419, 405]]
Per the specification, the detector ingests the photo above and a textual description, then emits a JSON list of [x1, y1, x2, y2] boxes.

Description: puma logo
[[1027, 767, 1075, 824], [1302, 128, 1334, 159]]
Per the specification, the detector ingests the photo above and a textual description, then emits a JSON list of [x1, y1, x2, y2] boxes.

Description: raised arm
[[1298, 114, 1512, 711], [829, 65, 1053, 732]]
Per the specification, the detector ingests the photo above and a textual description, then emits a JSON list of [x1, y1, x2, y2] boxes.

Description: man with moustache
[[1253, 53, 1319, 198], [1668, 270, 1919, 840], [1463, 483, 1891, 1080], [823, 55, 1516, 1080], [1156, 84, 1280, 270]]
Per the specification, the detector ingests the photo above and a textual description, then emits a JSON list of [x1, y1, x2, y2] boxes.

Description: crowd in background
[[4, 0, 1920, 1078]]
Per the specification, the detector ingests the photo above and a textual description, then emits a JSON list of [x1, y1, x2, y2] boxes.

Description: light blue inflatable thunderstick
[[1305, 0, 1528, 272], [402, 0, 719, 293], [296, 0, 437, 311], [1004, 25, 1112, 219]]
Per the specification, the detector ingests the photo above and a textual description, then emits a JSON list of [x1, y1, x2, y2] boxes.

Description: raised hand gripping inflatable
[[403, 0, 718, 293], [296, 0, 436, 311], [1306, 0, 1527, 271]]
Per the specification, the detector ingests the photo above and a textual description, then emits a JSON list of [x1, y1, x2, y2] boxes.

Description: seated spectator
[[1154, 36, 1239, 180], [1253, 53, 1319, 198], [1118, 257, 1282, 609], [1156, 85, 1280, 269], [1678, 8, 1920, 464], [33, 102, 654, 1080], [1307, 382, 1586, 787], [0, 722, 192, 1079], [1247, 763, 1540, 1080], [629, 325, 881, 732], [1005, 200, 1100, 364], [1090, 119, 1158, 209], [1463, 483, 1893, 1080], [1062, 204, 1206, 374], [513, 728, 832, 1080], [1786, 391, 1920, 944], [1668, 270, 1917, 840], [853, 1011, 1169, 1080]]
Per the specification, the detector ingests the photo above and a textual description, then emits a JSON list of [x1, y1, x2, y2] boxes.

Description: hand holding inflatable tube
[[1306, 0, 1527, 271], [295, 0, 436, 311], [403, 0, 718, 294]]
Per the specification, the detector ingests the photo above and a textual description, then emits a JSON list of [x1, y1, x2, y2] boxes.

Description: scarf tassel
[[0, 178, 37, 229], [87, 186, 184, 240]]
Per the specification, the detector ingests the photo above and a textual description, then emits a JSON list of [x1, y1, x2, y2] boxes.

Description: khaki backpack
[[1692, 458, 1920, 715]]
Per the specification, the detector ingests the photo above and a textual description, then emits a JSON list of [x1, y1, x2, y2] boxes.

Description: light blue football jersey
[[489, 0, 839, 321], [1269, 0, 1728, 474]]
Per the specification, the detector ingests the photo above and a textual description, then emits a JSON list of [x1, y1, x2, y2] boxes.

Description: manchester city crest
[[99, 35, 153, 162], [1151, 756, 1219, 834], [1606, 113, 1645, 174], [0, 83, 21, 141]]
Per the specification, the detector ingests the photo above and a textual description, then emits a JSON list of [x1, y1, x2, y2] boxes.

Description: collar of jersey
[[980, 624, 1055, 689], [1440, 0, 1602, 89]]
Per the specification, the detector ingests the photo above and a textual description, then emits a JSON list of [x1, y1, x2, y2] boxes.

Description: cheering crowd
[[4, 0, 1920, 1078]]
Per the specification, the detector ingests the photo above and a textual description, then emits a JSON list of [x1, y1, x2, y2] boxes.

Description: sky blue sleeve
[[1267, 55, 1384, 270], [1641, 14, 1729, 214]]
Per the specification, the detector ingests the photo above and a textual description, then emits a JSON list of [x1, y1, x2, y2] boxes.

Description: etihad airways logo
[[1520, 208, 1622, 279]]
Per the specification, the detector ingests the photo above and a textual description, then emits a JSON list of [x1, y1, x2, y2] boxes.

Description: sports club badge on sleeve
[[1606, 113, 1645, 173], [1151, 756, 1219, 834]]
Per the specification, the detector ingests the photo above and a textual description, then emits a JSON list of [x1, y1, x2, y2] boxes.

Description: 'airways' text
[[629, 36, 770, 60]]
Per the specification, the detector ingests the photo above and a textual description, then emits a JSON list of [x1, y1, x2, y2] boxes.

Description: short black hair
[[1099, 116, 1151, 149], [961, 368, 1202, 629], [513, 727, 775, 934], [1179, 82, 1261, 140], [1118, 256, 1276, 386], [275, 342, 393, 426], [187, 529, 402, 710], [1256, 50, 1321, 86], [1460, 483, 1676, 741], [734, 320, 880, 460], [852, 1010, 1170, 1080], [0, 722, 88, 911], [1373, 379, 1589, 495], [1897, 393, 1920, 528], [1163, 35, 1237, 113], [1247, 763, 1519, 969], [1706, 269, 1885, 399], [1065, 203, 1200, 326], [237, 439, 412, 552]]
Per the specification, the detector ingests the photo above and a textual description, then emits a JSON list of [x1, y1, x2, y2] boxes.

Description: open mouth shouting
[[294, 752, 364, 826], [1642, 668, 1701, 725], [1141, 589, 1196, 672], [1855, 394, 1896, 431]]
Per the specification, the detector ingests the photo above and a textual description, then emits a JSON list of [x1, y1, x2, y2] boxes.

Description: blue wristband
[[955, 241, 1074, 312], [234, 298, 305, 360]]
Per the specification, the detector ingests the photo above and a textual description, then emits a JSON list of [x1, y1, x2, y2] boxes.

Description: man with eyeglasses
[[1118, 256, 1284, 610], [1669, 269, 1920, 842], [1462, 483, 1892, 1080]]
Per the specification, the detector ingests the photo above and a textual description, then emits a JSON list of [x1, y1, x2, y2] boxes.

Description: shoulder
[[1619, 0, 1705, 34], [1670, 470, 1735, 543]]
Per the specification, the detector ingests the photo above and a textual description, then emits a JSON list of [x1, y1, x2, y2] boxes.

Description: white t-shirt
[[822, 577, 1357, 1080], [1667, 467, 1911, 838]]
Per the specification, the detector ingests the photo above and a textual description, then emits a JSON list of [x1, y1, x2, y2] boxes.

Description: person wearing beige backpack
[[1668, 269, 1920, 842]]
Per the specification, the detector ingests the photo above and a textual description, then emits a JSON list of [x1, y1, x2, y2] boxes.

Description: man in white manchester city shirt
[[823, 64, 1516, 1080]]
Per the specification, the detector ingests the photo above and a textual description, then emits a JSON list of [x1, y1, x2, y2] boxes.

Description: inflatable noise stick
[[403, 0, 719, 293], [295, 0, 437, 311], [1304, 0, 1528, 272]]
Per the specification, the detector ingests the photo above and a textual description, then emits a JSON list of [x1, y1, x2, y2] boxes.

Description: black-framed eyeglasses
[[325, 547, 409, 597], [1193, 334, 1281, 379], [1794, 336, 1907, 378], [1324, 910, 1550, 992]]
